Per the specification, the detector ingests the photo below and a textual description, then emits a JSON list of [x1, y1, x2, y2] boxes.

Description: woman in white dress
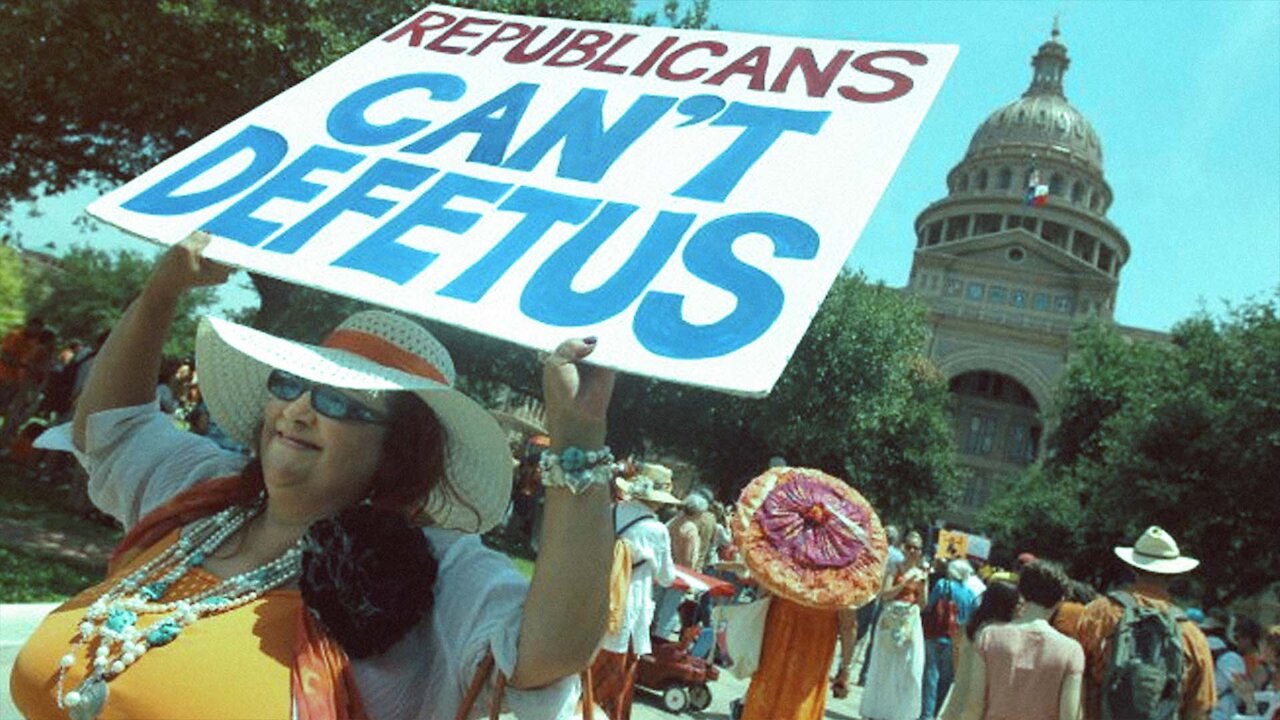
[[860, 530, 929, 720]]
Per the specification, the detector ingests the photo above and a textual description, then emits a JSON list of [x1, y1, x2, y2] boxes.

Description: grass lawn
[[0, 545, 102, 602]]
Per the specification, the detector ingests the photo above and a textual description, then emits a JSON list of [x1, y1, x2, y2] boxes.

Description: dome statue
[[964, 22, 1104, 172]]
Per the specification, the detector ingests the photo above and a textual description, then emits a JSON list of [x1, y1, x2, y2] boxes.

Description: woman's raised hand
[[147, 231, 233, 300], [541, 338, 615, 451]]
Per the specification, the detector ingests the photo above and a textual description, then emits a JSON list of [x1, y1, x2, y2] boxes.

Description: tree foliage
[[982, 293, 1280, 604], [0, 243, 26, 331], [24, 245, 216, 358]]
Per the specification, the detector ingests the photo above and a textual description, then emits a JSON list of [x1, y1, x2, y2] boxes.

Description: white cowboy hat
[[1113, 526, 1200, 575], [194, 312, 511, 534]]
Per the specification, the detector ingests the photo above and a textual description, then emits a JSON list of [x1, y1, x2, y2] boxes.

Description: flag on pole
[[1025, 166, 1049, 207]]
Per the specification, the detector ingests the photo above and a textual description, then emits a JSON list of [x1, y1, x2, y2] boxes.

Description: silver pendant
[[68, 677, 108, 720]]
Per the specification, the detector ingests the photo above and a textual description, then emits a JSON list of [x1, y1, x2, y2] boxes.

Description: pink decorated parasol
[[731, 467, 887, 609]]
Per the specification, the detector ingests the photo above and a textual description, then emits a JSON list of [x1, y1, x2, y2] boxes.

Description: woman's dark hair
[[1066, 579, 1099, 604], [1235, 616, 1263, 649], [1019, 559, 1069, 608], [967, 580, 1019, 641]]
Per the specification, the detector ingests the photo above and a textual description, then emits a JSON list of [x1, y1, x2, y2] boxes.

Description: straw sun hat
[[194, 311, 511, 533], [615, 462, 681, 505], [1113, 525, 1200, 575]]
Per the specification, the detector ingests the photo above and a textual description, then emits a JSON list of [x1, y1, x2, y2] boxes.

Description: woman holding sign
[[11, 232, 616, 719]]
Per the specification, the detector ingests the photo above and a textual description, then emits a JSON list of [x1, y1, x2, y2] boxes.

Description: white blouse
[[600, 501, 676, 656], [62, 402, 579, 720]]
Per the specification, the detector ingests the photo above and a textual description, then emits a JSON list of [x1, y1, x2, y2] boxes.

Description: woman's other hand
[[541, 337, 614, 451], [147, 231, 233, 301]]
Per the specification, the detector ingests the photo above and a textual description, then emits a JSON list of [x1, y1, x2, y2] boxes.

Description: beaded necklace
[[55, 499, 303, 720]]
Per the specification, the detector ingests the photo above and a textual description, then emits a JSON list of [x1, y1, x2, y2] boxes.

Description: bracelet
[[539, 446, 614, 495]]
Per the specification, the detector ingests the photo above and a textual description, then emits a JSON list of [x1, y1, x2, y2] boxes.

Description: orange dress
[[10, 529, 299, 720], [741, 597, 839, 720]]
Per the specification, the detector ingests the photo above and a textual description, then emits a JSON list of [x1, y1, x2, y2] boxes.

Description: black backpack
[[1100, 591, 1185, 720]]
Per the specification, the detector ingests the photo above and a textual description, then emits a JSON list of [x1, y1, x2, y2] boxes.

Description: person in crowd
[[154, 358, 181, 414], [691, 485, 719, 571], [961, 560, 1084, 720], [0, 317, 45, 409], [857, 524, 906, 685], [10, 232, 618, 719], [860, 529, 929, 720], [831, 606, 860, 698], [592, 469, 679, 720], [739, 596, 844, 720], [939, 580, 1021, 720], [921, 558, 980, 719], [1050, 579, 1097, 642], [1075, 526, 1215, 720], [1, 327, 57, 447], [963, 557, 988, 600], [1200, 608, 1246, 720], [652, 491, 707, 638], [1237, 616, 1267, 686], [1232, 624, 1280, 718]]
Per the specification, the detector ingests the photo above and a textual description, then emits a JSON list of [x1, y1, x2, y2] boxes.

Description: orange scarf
[[110, 475, 368, 719]]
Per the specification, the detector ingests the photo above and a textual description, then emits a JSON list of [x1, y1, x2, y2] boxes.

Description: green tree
[[983, 293, 1280, 604], [0, 243, 26, 330], [604, 273, 960, 525], [2, 0, 712, 327], [25, 245, 216, 358]]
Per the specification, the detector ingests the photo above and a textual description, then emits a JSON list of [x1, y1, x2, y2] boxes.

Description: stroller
[[635, 566, 733, 714]]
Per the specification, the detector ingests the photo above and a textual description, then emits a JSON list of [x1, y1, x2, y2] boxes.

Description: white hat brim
[[615, 478, 681, 505], [196, 317, 511, 533], [1113, 547, 1200, 575]]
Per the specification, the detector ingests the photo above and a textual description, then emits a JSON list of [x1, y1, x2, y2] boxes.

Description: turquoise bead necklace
[[54, 498, 303, 720]]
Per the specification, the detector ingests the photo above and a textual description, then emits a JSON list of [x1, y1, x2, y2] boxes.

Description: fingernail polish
[[584, 336, 598, 345]]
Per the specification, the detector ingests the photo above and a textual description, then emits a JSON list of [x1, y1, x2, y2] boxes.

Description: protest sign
[[937, 528, 970, 560], [88, 5, 956, 395]]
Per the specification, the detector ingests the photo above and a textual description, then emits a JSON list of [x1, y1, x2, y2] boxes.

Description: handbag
[[716, 595, 772, 680], [453, 652, 606, 720]]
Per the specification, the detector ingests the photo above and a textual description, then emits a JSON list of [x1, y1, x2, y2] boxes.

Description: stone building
[[904, 25, 1162, 523]]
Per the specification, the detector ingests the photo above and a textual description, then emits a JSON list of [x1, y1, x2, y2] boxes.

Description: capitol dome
[[964, 26, 1104, 172]]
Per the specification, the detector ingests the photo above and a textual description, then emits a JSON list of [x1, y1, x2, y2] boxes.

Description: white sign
[[88, 5, 956, 396]]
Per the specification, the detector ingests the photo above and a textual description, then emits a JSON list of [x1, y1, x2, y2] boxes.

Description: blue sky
[[8, 0, 1279, 331]]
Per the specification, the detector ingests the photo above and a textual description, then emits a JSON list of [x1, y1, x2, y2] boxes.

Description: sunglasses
[[266, 370, 388, 425]]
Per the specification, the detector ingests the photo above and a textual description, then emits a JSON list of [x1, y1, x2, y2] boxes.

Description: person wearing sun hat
[[1075, 525, 1216, 720], [591, 463, 680, 719], [11, 232, 619, 719]]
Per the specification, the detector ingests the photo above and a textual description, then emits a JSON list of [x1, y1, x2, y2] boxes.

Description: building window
[[989, 286, 1008, 304], [1041, 221, 1069, 247], [945, 216, 968, 242], [1007, 247, 1026, 263], [956, 173, 969, 192], [945, 278, 963, 296], [998, 167, 1013, 190], [1007, 423, 1039, 463], [974, 213, 1002, 235], [1033, 293, 1049, 311], [1096, 244, 1114, 272], [1048, 173, 1065, 196], [1071, 181, 1086, 204], [976, 169, 989, 190], [1072, 231, 1098, 261], [1011, 289, 1028, 308], [1055, 295, 1073, 313], [964, 414, 999, 455], [966, 282, 986, 301]]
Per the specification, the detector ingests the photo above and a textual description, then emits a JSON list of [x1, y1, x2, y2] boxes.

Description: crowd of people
[[4, 235, 1278, 720], [825, 524, 1280, 720]]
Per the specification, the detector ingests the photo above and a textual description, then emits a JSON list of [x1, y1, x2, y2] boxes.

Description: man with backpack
[[1076, 526, 1215, 720], [920, 557, 978, 719]]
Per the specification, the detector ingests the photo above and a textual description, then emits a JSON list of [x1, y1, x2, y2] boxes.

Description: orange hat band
[[322, 329, 450, 386]]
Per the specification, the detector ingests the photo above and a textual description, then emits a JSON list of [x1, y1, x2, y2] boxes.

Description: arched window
[[976, 169, 989, 190], [1071, 181, 1085, 204], [1049, 173, 1065, 196], [997, 167, 1013, 190], [956, 173, 969, 192]]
